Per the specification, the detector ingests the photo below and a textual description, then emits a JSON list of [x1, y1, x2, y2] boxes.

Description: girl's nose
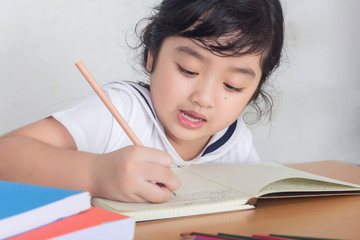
[[189, 76, 216, 108]]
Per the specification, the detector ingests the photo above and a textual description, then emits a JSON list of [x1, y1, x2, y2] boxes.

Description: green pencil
[[269, 234, 343, 240], [218, 233, 266, 240]]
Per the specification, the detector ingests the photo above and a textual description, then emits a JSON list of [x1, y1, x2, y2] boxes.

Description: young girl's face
[[148, 36, 262, 160]]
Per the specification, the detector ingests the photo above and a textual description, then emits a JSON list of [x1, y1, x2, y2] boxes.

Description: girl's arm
[[0, 117, 180, 203]]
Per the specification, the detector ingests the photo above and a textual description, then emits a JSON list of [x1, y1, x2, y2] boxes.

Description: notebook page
[[183, 162, 360, 197], [259, 177, 360, 195]]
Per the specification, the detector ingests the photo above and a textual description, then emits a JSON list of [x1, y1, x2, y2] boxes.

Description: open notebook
[[92, 162, 360, 222]]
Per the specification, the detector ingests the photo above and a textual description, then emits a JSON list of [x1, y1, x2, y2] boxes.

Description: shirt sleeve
[[51, 82, 137, 154], [52, 92, 114, 153]]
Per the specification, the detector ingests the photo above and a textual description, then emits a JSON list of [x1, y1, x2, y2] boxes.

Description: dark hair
[[135, 0, 284, 123]]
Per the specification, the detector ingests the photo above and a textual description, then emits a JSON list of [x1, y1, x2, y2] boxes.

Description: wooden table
[[134, 161, 360, 240]]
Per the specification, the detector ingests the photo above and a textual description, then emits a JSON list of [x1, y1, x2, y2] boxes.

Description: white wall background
[[0, 0, 359, 165], [251, 0, 360, 165]]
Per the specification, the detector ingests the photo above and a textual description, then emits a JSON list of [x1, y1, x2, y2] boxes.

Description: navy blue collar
[[202, 120, 237, 156]]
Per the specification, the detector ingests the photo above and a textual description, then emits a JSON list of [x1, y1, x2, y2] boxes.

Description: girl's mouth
[[177, 110, 206, 129]]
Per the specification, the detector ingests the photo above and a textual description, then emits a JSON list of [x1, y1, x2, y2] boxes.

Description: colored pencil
[[218, 233, 266, 240], [182, 235, 229, 240], [269, 234, 343, 240], [181, 232, 240, 240], [252, 235, 293, 240]]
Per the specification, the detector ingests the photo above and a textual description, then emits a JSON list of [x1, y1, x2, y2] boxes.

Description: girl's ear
[[146, 51, 154, 72]]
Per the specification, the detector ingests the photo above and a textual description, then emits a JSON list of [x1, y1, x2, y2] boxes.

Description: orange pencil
[[75, 60, 142, 146]]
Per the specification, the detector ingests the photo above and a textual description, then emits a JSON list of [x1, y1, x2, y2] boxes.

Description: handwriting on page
[[98, 188, 249, 212], [164, 167, 250, 206], [168, 189, 247, 206]]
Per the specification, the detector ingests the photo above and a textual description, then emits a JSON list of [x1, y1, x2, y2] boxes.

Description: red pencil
[[252, 235, 293, 240]]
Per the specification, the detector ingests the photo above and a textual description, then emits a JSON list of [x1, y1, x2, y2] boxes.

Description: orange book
[[8, 207, 134, 240]]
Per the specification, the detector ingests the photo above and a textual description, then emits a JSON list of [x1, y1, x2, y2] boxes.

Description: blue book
[[0, 181, 91, 239]]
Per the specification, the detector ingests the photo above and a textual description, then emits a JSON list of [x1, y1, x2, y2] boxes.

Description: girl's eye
[[178, 65, 198, 77], [224, 83, 242, 92]]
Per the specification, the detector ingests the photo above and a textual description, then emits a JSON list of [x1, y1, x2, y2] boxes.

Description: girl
[[0, 0, 284, 203]]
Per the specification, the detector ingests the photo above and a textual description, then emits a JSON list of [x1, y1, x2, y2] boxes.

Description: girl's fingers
[[135, 180, 175, 203], [99, 145, 180, 203], [128, 160, 180, 203], [143, 161, 181, 192]]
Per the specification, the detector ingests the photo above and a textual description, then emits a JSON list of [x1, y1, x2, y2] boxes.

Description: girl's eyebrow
[[176, 46, 205, 61], [176, 45, 256, 79], [229, 66, 256, 79]]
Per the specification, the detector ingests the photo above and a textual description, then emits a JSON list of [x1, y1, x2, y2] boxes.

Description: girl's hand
[[90, 145, 180, 203]]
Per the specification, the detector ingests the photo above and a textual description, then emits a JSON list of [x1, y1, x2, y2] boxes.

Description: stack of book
[[0, 181, 134, 239]]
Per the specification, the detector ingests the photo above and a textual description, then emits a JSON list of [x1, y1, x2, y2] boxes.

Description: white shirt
[[52, 81, 260, 166]]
